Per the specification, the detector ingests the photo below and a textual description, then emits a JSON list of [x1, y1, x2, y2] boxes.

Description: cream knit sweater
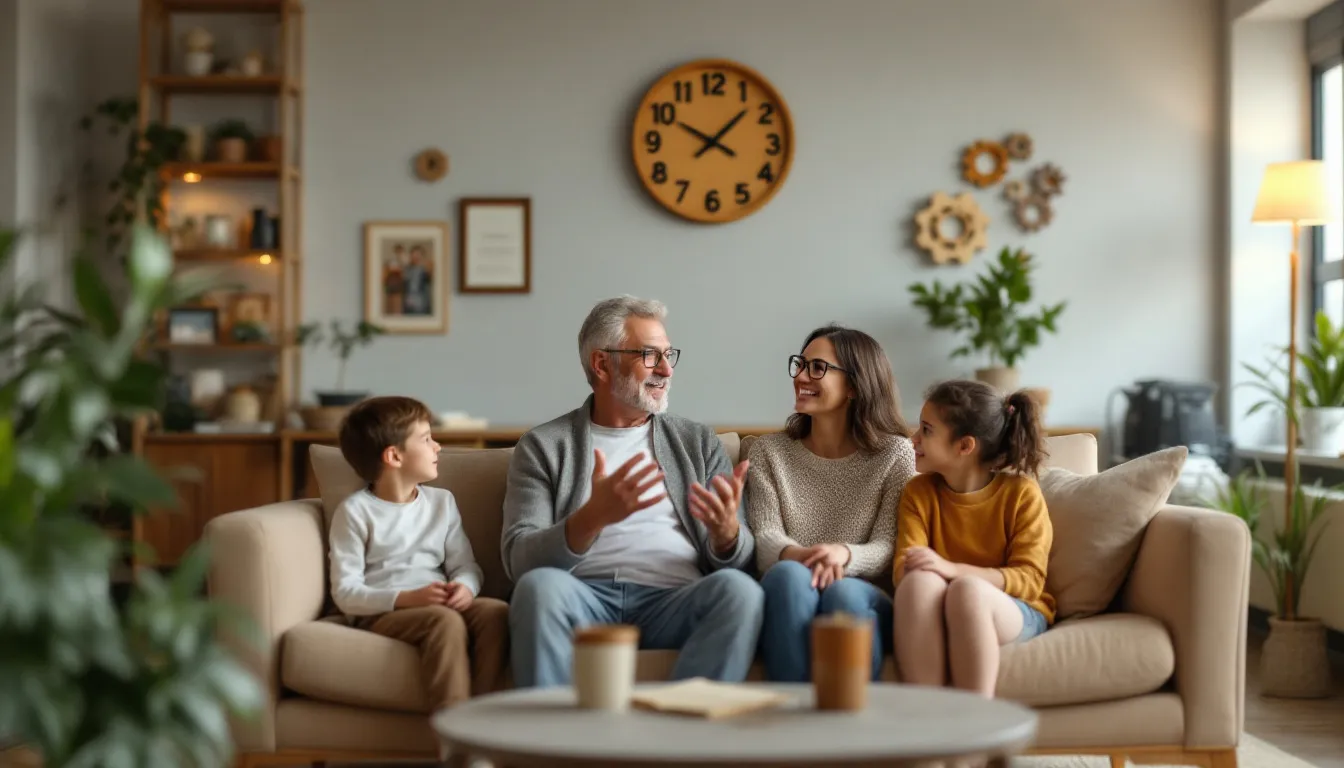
[[745, 431, 917, 578]]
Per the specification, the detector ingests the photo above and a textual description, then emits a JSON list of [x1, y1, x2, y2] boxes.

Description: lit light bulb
[[183, 172, 202, 183], [258, 253, 273, 265]]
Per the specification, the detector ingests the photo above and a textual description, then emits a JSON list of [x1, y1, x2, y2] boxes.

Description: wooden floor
[[1244, 629, 1344, 768]]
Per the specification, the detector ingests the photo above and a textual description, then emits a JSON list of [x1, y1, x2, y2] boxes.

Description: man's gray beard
[[614, 369, 669, 415]]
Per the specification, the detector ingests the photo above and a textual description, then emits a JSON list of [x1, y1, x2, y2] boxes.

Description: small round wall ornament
[[1013, 194, 1053, 233], [1003, 179, 1028, 202], [1004, 132, 1033, 160], [1032, 163, 1066, 197], [961, 140, 1009, 188], [413, 148, 448, 182], [914, 191, 990, 265]]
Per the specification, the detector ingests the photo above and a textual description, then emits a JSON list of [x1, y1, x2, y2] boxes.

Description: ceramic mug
[[572, 624, 639, 712]]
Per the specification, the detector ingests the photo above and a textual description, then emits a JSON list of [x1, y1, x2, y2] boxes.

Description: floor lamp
[[1250, 160, 1332, 620]]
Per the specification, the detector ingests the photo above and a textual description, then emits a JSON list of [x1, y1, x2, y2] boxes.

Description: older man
[[501, 295, 762, 688]]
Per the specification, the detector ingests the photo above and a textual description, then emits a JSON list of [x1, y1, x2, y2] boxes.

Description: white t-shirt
[[328, 485, 483, 616], [569, 421, 702, 589]]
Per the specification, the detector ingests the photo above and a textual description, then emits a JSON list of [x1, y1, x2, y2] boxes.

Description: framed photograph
[[363, 220, 449, 334], [227, 293, 274, 342], [168, 307, 219, 345], [459, 197, 531, 294]]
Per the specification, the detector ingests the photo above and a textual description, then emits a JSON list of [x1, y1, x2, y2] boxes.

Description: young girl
[[892, 379, 1054, 698]]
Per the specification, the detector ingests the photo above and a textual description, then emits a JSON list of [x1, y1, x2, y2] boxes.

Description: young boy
[[328, 396, 509, 709]]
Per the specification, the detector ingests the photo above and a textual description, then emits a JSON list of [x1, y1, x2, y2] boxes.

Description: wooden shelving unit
[[134, 0, 305, 567]]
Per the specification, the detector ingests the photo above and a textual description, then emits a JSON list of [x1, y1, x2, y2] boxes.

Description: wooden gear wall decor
[[1013, 194, 1053, 233], [1004, 132, 1033, 160], [960, 140, 1009, 187], [914, 191, 989, 265]]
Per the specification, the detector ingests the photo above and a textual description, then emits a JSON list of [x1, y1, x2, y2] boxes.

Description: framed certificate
[[459, 197, 531, 294]]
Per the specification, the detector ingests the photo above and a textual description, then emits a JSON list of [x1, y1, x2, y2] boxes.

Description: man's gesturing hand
[[690, 460, 749, 554], [588, 449, 667, 525]]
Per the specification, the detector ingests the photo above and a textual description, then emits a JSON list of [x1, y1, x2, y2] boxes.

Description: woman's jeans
[[758, 560, 893, 682]]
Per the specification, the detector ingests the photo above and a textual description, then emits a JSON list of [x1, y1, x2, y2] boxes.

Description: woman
[[747, 324, 916, 682]]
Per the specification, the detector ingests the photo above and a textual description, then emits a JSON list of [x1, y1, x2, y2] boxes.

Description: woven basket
[[1260, 617, 1331, 698]]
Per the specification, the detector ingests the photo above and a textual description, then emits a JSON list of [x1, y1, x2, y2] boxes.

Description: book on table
[[629, 678, 794, 719]]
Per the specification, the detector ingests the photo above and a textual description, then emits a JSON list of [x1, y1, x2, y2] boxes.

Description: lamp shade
[[1252, 160, 1333, 224]]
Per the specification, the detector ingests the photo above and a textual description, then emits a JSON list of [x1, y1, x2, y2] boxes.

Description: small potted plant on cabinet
[[908, 245, 1066, 396], [1244, 310, 1344, 453], [210, 119, 254, 164], [296, 319, 385, 430]]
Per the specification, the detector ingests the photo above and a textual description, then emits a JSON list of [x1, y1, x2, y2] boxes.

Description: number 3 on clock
[[631, 58, 794, 224]]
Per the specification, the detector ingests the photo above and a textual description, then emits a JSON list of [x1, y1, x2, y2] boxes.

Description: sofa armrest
[[204, 499, 327, 753], [1120, 504, 1251, 749]]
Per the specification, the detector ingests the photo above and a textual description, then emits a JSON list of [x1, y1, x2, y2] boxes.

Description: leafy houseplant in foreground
[[0, 225, 262, 765], [1204, 461, 1334, 698], [908, 245, 1065, 392]]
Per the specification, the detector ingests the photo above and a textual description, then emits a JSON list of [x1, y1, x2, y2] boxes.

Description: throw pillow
[[1039, 446, 1187, 619]]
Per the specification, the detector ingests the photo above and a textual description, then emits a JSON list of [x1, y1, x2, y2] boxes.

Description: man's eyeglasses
[[604, 348, 681, 369], [789, 354, 849, 380]]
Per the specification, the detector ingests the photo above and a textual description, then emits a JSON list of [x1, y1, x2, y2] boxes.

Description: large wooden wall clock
[[631, 58, 794, 224]]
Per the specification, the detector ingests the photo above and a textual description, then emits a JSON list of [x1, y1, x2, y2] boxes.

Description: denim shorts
[[1013, 598, 1049, 643]]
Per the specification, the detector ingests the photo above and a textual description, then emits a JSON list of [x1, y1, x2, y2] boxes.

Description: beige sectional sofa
[[205, 433, 1250, 768]]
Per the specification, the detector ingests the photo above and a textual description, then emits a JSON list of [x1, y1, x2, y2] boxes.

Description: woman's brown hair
[[784, 324, 911, 453], [923, 379, 1047, 476]]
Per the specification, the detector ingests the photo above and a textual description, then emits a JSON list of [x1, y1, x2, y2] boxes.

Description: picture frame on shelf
[[363, 220, 449, 334], [167, 307, 219, 345], [459, 197, 531, 294]]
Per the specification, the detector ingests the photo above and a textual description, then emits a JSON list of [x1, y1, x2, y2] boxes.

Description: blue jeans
[[758, 560, 893, 682], [508, 567, 765, 688], [1014, 597, 1049, 642]]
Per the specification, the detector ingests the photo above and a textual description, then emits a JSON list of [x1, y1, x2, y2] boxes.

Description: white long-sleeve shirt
[[328, 485, 484, 616]]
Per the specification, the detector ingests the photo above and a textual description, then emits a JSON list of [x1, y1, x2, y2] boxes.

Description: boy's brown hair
[[338, 396, 435, 484]]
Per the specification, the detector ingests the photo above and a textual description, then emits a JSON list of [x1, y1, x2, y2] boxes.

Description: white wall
[[298, 0, 1222, 428], [1227, 19, 1313, 448], [0, 0, 18, 234]]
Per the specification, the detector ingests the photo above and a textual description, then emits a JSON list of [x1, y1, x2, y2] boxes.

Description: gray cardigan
[[500, 396, 756, 582]]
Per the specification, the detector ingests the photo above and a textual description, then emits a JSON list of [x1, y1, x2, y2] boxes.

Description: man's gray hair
[[578, 295, 667, 387]]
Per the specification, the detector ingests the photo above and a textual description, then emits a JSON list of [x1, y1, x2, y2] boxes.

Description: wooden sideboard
[[133, 424, 1102, 567]]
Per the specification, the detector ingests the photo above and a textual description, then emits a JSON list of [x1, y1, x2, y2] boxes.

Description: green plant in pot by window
[[1243, 309, 1344, 452], [209, 119, 254, 164], [908, 245, 1066, 393], [0, 224, 262, 765], [1202, 460, 1334, 698], [296, 319, 385, 406]]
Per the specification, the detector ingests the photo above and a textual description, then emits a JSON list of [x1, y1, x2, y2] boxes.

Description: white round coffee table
[[432, 682, 1037, 768]]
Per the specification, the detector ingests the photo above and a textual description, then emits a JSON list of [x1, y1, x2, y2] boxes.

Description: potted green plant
[[297, 319, 385, 407], [209, 119, 254, 164], [908, 245, 1066, 393], [1204, 460, 1334, 698], [0, 225, 261, 765], [1243, 310, 1344, 452]]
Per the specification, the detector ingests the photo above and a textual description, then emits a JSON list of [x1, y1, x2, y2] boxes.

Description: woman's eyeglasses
[[789, 354, 849, 380]]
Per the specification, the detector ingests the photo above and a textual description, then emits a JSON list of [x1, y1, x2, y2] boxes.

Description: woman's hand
[[903, 546, 959, 580], [802, 543, 850, 589]]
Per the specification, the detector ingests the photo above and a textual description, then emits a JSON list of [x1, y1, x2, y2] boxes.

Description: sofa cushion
[[1040, 446, 1187, 619], [1040, 433, 1099, 476], [288, 608, 1173, 716], [282, 620, 431, 713]]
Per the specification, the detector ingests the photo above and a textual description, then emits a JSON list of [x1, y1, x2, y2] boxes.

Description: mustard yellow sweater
[[892, 472, 1055, 623]]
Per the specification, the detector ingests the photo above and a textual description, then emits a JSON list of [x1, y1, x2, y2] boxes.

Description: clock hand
[[676, 121, 736, 158], [694, 110, 748, 158]]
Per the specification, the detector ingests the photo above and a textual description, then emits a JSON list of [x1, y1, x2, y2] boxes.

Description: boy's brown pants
[[355, 598, 510, 709]]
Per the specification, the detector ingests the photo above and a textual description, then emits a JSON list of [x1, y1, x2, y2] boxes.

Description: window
[[1312, 62, 1344, 330]]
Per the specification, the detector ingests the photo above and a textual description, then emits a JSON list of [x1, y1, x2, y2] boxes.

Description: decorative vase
[[224, 385, 262, 423], [256, 135, 282, 163], [1260, 617, 1331, 698], [975, 366, 1020, 393], [1300, 407, 1344, 453], [184, 125, 206, 162], [250, 207, 276, 249], [241, 50, 265, 77], [184, 50, 213, 76], [204, 215, 233, 248], [216, 137, 247, 163]]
